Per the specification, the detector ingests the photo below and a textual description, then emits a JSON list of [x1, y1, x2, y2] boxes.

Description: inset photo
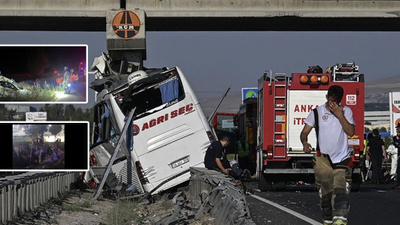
[[0, 45, 88, 103], [0, 121, 89, 171], [13, 124, 65, 169]]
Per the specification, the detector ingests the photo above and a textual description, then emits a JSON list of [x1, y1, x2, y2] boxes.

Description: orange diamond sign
[[112, 10, 141, 39]]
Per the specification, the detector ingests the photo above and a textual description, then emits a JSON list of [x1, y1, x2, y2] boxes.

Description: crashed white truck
[[88, 53, 216, 195], [0, 75, 29, 98]]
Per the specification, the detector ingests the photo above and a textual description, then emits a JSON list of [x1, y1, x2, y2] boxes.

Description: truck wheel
[[351, 173, 362, 192], [258, 174, 272, 191], [273, 182, 286, 191], [351, 182, 360, 192]]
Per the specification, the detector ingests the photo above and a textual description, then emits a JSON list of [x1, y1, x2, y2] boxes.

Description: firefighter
[[300, 85, 355, 225], [386, 142, 397, 180], [392, 122, 400, 189], [237, 135, 250, 171], [62, 66, 71, 93], [360, 133, 368, 182]]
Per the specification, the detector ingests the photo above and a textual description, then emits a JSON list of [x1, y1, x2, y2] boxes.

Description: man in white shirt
[[300, 85, 355, 225]]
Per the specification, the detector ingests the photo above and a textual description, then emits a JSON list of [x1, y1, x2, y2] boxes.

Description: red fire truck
[[211, 98, 258, 173], [257, 63, 364, 191]]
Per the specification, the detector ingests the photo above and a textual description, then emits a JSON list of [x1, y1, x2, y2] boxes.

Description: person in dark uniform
[[204, 135, 251, 180], [366, 129, 387, 184], [204, 136, 231, 175]]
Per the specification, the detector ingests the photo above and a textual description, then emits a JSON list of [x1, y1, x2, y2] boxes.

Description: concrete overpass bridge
[[1, 0, 400, 32]]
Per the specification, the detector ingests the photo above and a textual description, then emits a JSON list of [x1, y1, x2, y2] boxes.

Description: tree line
[[0, 104, 93, 122], [41, 104, 93, 122]]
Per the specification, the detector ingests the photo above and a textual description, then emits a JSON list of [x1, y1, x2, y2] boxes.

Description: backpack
[[313, 108, 320, 152]]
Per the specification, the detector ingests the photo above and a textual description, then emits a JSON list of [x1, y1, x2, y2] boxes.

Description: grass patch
[[105, 200, 174, 225], [62, 200, 93, 213], [159, 200, 173, 211], [106, 201, 143, 225], [0, 81, 64, 102]]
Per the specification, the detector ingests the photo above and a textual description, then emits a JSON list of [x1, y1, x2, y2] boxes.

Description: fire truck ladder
[[272, 73, 289, 158]]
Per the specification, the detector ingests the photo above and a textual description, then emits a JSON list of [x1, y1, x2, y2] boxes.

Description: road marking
[[365, 189, 386, 193], [250, 194, 322, 225]]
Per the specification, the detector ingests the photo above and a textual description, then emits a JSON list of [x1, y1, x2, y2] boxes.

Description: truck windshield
[[216, 115, 238, 133], [112, 69, 185, 119]]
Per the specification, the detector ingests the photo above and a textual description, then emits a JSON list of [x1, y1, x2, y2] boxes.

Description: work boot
[[332, 216, 347, 225]]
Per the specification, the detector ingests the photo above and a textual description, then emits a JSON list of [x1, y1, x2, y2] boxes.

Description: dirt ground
[[51, 192, 114, 225], [10, 191, 114, 225], [10, 189, 215, 225]]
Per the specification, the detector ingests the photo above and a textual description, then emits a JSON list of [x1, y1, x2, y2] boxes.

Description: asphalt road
[[245, 182, 400, 225], [55, 82, 87, 103]]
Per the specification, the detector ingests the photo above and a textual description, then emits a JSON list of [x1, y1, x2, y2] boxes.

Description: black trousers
[[371, 157, 382, 184]]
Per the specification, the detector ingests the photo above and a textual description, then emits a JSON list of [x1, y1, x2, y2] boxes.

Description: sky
[[0, 31, 399, 108], [0, 46, 86, 81]]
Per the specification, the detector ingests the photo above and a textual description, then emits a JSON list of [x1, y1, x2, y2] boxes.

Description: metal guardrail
[[0, 172, 77, 224], [188, 167, 256, 225]]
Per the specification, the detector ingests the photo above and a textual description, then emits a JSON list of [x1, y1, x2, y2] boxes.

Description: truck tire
[[351, 173, 362, 192], [258, 174, 272, 191], [273, 182, 286, 191], [351, 182, 360, 192]]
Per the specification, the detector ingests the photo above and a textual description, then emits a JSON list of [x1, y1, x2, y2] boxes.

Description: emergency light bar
[[300, 74, 329, 85], [333, 63, 359, 73]]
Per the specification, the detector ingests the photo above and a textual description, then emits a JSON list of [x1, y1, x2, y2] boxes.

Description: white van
[[90, 66, 215, 194]]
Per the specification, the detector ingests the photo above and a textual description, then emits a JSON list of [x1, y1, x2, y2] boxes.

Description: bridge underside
[[1, 0, 400, 31], [1, 16, 400, 32]]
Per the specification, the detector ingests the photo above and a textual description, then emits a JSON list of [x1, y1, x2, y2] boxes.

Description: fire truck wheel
[[258, 174, 273, 191], [351, 182, 360, 192], [351, 173, 362, 192], [273, 182, 286, 190]]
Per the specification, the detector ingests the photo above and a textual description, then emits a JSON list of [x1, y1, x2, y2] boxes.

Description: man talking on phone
[[300, 85, 355, 225]]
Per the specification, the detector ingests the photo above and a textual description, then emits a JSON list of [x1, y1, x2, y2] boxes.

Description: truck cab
[[90, 66, 215, 194]]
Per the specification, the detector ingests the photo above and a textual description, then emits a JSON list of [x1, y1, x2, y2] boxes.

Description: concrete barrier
[[0, 172, 77, 224], [188, 167, 255, 225]]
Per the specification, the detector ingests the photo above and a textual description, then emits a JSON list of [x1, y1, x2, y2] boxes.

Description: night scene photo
[[12, 124, 65, 170], [0, 45, 87, 103]]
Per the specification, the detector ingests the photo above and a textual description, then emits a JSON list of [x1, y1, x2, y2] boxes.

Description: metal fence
[[0, 172, 77, 224]]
